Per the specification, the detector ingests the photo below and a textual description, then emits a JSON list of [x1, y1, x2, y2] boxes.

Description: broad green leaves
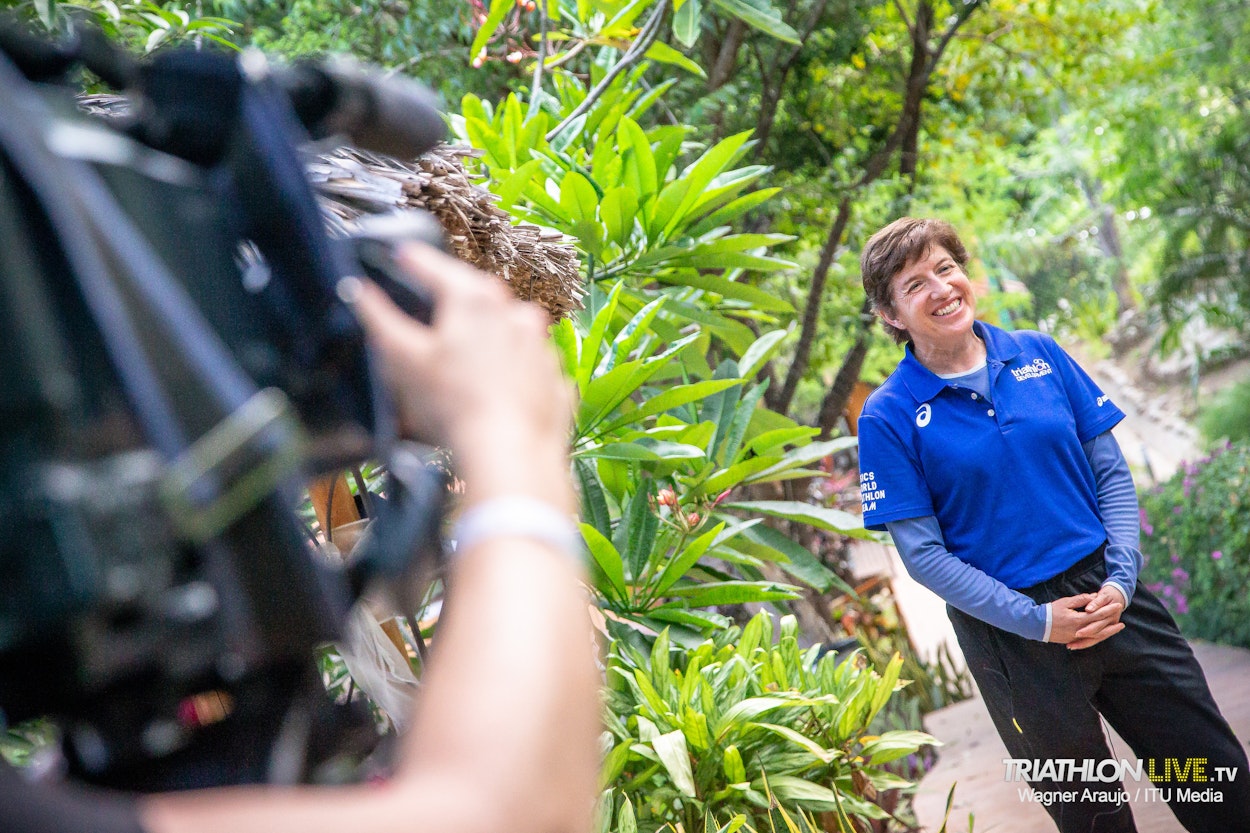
[[560, 289, 867, 636], [455, 85, 796, 349], [601, 613, 939, 830]]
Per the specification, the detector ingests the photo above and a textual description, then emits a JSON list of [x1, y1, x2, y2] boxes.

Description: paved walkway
[[912, 640, 1250, 832]]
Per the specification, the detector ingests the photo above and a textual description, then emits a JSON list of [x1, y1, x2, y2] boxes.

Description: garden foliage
[[599, 612, 936, 833], [1139, 440, 1250, 648]]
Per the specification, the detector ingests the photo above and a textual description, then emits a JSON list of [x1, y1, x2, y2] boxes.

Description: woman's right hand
[[1048, 593, 1125, 648], [351, 244, 575, 512]]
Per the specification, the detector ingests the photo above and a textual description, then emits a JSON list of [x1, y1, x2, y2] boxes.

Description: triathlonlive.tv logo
[[1003, 758, 1238, 806]]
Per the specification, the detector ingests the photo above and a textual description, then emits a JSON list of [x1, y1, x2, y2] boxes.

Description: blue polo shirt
[[858, 321, 1125, 589]]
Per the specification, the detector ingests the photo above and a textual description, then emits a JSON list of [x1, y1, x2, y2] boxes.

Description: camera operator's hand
[[140, 247, 597, 833], [352, 244, 575, 513]]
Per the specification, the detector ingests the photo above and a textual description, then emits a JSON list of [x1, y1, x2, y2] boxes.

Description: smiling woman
[[853, 217, 1250, 833]]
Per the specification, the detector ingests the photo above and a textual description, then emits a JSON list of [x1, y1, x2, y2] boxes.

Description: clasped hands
[[1048, 585, 1127, 649]]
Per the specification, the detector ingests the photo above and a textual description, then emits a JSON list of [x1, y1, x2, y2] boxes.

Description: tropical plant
[[1139, 440, 1250, 648], [599, 611, 938, 833], [5, 0, 237, 51], [556, 278, 874, 640]]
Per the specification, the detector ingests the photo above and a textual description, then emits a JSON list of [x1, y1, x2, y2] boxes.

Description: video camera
[[0, 22, 449, 790]]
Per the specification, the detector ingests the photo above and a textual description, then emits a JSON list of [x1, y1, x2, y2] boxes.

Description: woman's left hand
[[1067, 586, 1126, 650]]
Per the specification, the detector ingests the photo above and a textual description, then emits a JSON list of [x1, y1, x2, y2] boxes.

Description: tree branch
[[892, 0, 915, 38], [545, 0, 670, 142], [928, 0, 984, 71], [772, 0, 986, 417], [526, 0, 550, 119]]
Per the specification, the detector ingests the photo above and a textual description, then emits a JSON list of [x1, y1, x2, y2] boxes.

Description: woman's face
[[879, 245, 976, 349]]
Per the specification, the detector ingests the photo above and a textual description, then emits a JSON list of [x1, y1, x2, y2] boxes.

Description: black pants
[[949, 548, 1250, 833]]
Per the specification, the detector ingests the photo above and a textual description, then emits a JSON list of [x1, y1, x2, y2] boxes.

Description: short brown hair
[[860, 217, 969, 344]]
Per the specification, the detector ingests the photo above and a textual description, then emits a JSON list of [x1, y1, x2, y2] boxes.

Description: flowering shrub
[[1138, 440, 1250, 648]]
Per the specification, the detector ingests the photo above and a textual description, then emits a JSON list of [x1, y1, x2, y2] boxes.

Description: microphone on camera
[[276, 57, 446, 162]]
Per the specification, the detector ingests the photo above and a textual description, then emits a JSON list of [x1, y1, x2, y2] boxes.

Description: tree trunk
[[767, 195, 854, 412], [707, 18, 747, 92], [816, 299, 874, 438], [770, 0, 983, 418]]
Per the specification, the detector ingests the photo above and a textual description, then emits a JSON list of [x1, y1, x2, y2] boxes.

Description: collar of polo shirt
[[894, 320, 1022, 403]]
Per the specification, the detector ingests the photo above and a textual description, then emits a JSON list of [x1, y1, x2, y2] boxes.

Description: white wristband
[[450, 497, 584, 565]]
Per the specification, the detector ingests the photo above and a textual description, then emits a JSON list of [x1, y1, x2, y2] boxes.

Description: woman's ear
[[877, 308, 903, 332]]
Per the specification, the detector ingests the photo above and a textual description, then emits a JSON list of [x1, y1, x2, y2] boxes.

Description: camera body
[[0, 27, 445, 788]]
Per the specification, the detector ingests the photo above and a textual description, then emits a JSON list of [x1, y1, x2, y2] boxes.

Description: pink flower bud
[[657, 488, 676, 508], [471, 56, 485, 68], [686, 512, 701, 527], [505, 50, 523, 63], [713, 488, 732, 506]]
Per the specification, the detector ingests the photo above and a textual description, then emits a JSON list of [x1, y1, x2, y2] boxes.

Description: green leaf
[[578, 334, 701, 435], [724, 500, 877, 540], [651, 627, 674, 693], [696, 457, 781, 498], [722, 744, 746, 783], [627, 79, 679, 122], [619, 117, 657, 205], [578, 282, 623, 388], [646, 606, 730, 630], [663, 132, 757, 239], [648, 177, 692, 240], [665, 580, 799, 606], [616, 794, 638, 833], [581, 523, 626, 599], [597, 379, 742, 435], [652, 523, 725, 597], [645, 41, 706, 78], [748, 723, 836, 763], [737, 330, 788, 379], [602, 742, 632, 787], [658, 271, 794, 312], [560, 170, 600, 222], [633, 439, 708, 460], [673, 0, 702, 47], [575, 441, 660, 461], [550, 317, 580, 380], [598, 296, 667, 376], [735, 523, 844, 593], [575, 458, 612, 539], [860, 730, 940, 765], [469, 0, 514, 60], [687, 187, 782, 239], [653, 730, 697, 797], [867, 652, 904, 726], [716, 697, 811, 734], [717, 381, 766, 466], [494, 158, 544, 210], [745, 427, 819, 456], [673, 252, 795, 271], [758, 777, 852, 812], [744, 437, 859, 483], [658, 299, 757, 356], [601, 186, 640, 248], [579, 358, 669, 433], [615, 485, 658, 581], [709, 0, 799, 43]]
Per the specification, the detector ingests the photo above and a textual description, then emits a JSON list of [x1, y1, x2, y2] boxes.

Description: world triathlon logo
[[1011, 358, 1053, 382]]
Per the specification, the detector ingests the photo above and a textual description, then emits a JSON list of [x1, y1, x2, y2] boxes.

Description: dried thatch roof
[[76, 94, 583, 319]]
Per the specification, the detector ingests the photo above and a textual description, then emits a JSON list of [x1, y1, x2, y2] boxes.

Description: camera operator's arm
[[140, 247, 599, 833]]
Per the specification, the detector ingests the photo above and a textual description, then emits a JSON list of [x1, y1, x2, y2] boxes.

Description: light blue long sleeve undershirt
[[886, 430, 1142, 642]]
